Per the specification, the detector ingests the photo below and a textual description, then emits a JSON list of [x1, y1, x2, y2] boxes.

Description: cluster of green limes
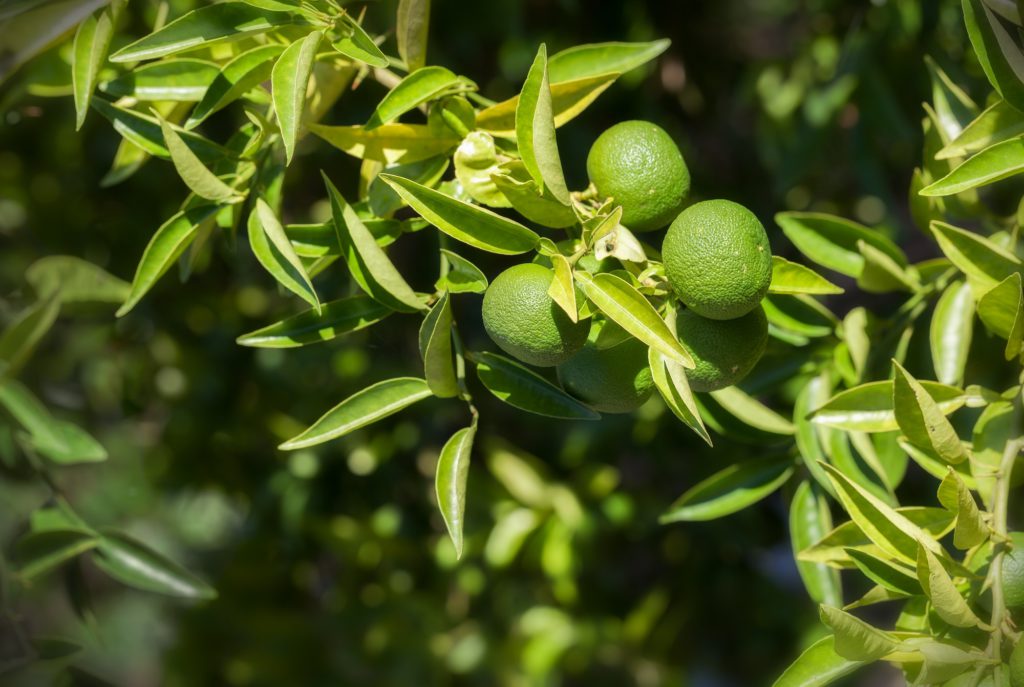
[[481, 120, 772, 414]]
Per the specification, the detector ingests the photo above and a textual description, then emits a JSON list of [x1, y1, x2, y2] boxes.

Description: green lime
[[1011, 637, 1024, 687], [663, 199, 773, 320], [482, 263, 590, 367], [586, 120, 690, 232], [1004, 532, 1024, 609], [675, 306, 768, 392], [557, 327, 654, 413]]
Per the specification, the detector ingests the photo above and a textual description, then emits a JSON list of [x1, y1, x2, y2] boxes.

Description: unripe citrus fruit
[[1003, 532, 1024, 609], [482, 263, 590, 367], [586, 120, 690, 232], [676, 306, 767, 392], [663, 199, 772, 320], [557, 328, 654, 413]]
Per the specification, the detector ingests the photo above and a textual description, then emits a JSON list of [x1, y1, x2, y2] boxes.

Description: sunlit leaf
[[892, 361, 966, 464], [648, 348, 711, 445], [819, 606, 900, 661], [436, 418, 475, 559], [186, 44, 286, 128], [660, 455, 794, 522], [930, 280, 974, 385], [310, 122, 460, 164], [977, 271, 1024, 359], [916, 544, 988, 629], [248, 199, 321, 312], [101, 58, 219, 102], [237, 296, 390, 348], [769, 257, 844, 295], [936, 468, 988, 549], [368, 66, 469, 129], [547, 39, 669, 82], [709, 386, 795, 435], [280, 377, 432, 449], [810, 380, 968, 432], [490, 160, 577, 228], [790, 480, 842, 606], [937, 98, 1024, 159], [516, 44, 570, 205], [158, 112, 242, 203], [476, 72, 620, 137], [770, 635, 865, 687], [775, 212, 906, 278], [92, 98, 231, 163], [72, 0, 122, 130], [547, 254, 578, 322], [419, 291, 458, 398], [272, 30, 322, 164], [962, 0, 1024, 112], [930, 220, 1022, 293]]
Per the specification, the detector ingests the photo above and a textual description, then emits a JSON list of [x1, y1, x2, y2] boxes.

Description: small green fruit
[[557, 327, 654, 413]]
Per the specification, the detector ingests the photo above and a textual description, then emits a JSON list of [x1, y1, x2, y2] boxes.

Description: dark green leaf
[[237, 295, 391, 348], [819, 606, 900, 661], [0, 295, 59, 372], [93, 530, 216, 599], [91, 98, 231, 163], [16, 529, 98, 579], [418, 291, 458, 398], [396, 0, 430, 71], [471, 351, 600, 420]]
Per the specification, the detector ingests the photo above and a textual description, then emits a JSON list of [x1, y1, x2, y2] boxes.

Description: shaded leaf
[[91, 98, 230, 162], [916, 544, 987, 628], [279, 377, 432, 449], [937, 98, 1024, 159], [963, 0, 1024, 112], [470, 351, 600, 420], [648, 348, 711, 445], [436, 419, 475, 559], [475, 72, 619, 137], [977, 271, 1024, 359], [791, 480, 843, 606], [819, 606, 900, 661], [158, 112, 242, 203], [490, 160, 577, 228], [856, 240, 919, 293], [660, 456, 794, 523], [936, 469, 988, 549], [93, 530, 216, 600], [419, 291, 458, 398], [775, 212, 906, 278], [237, 295, 390, 348], [435, 249, 488, 294], [845, 548, 920, 596], [0, 295, 59, 372], [396, 0, 430, 71], [16, 529, 98, 579], [547, 254, 577, 322]]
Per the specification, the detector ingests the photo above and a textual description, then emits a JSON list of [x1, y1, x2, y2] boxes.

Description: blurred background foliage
[[0, 0, 990, 684]]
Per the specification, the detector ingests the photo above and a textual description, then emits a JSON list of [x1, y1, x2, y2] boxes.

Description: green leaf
[[921, 136, 1024, 195], [331, 14, 388, 68], [0, 378, 66, 454], [769, 257, 844, 295], [771, 635, 865, 687], [453, 131, 509, 207], [660, 455, 794, 523], [101, 58, 220, 102], [845, 548, 920, 596], [938, 98, 1024, 159], [117, 204, 222, 317], [574, 272, 693, 368], [892, 360, 966, 464], [916, 544, 988, 629], [810, 380, 968, 432], [516, 44, 570, 205], [799, 507, 954, 568], [930, 221, 1022, 293], [396, 0, 430, 71], [971, 401, 1016, 508], [0, 295, 59, 372], [819, 606, 900, 661], [280, 377, 432, 450], [547, 39, 670, 82], [93, 530, 216, 600], [490, 161, 577, 228], [157, 112, 242, 203], [977, 271, 1024, 359], [648, 348, 711, 446], [110, 3, 307, 62], [16, 529, 98, 579], [436, 419, 475, 559], [72, 0, 121, 130], [775, 212, 906, 278], [272, 30, 322, 164], [368, 66, 468, 129], [237, 296, 390, 348], [368, 155, 450, 217], [930, 280, 974, 385], [763, 294, 837, 340], [418, 291, 458, 398], [186, 44, 286, 128], [856, 240, 920, 293], [963, 0, 1024, 112], [310, 122, 460, 164], [470, 351, 600, 420], [435, 249, 488, 294], [91, 98, 231, 163], [925, 55, 979, 140], [791, 480, 843, 607], [475, 72, 620, 137], [248, 200, 321, 311], [379, 173, 539, 254], [30, 419, 107, 465], [794, 373, 837, 498], [547, 254, 578, 322], [708, 386, 795, 435], [937, 469, 988, 549], [323, 173, 426, 313], [820, 462, 944, 565], [287, 218, 409, 257]]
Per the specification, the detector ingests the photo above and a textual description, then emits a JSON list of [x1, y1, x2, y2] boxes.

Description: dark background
[[0, 0, 981, 684]]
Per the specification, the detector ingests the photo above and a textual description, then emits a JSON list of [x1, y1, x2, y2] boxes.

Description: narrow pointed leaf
[[516, 44, 570, 204], [930, 221, 1022, 293], [16, 530, 98, 580], [938, 98, 1024, 159], [418, 291, 458, 398], [0, 296, 59, 372], [856, 240, 919, 293], [916, 544, 987, 628], [937, 469, 988, 549], [110, 4, 307, 62], [769, 257, 844, 295], [310, 122, 459, 164], [186, 43, 285, 128], [476, 72, 619, 137], [93, 531, 216, 600], [547, 39, 670, 82], [921, 136, 1024, 195], [72, 1, 120, 130], [547, 254, 577, 322], [892, 361, 966, 464], [248, 199, 321, 312], [435, 249, 488, 294], [323, 174, 426, 312], [845, 548, 920, 595], [158, 113, 241, 203], [575, 272, 693, 368], [237, 296, 390, 348], [436, 419, 475, 559], [332, 15, 388, 67], [91, 98, 230, 162], [977, 271, 1024, 359], [368, 66, 466, 129], [709, 386, 795, 435], [819, 606, 900, 661], [770, 635, 864, 687], [791, 481, 843, 606], [660, 456, 794, 523], [117, 204, 221, 316], [379, 173, 538, 254], [775, 212, 906, 278], [810, 380, 968, 432], [272, 30, 321, 164], [930, 280, 974, 385], [490, 161, 577, 227], [396, 0, 430, 71], [963, 0, 1024, 112], [280, 377, 432, 449], [471, 351, 599, 420], [649, 348, 711, 445], [101, 58, 220, 102]]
